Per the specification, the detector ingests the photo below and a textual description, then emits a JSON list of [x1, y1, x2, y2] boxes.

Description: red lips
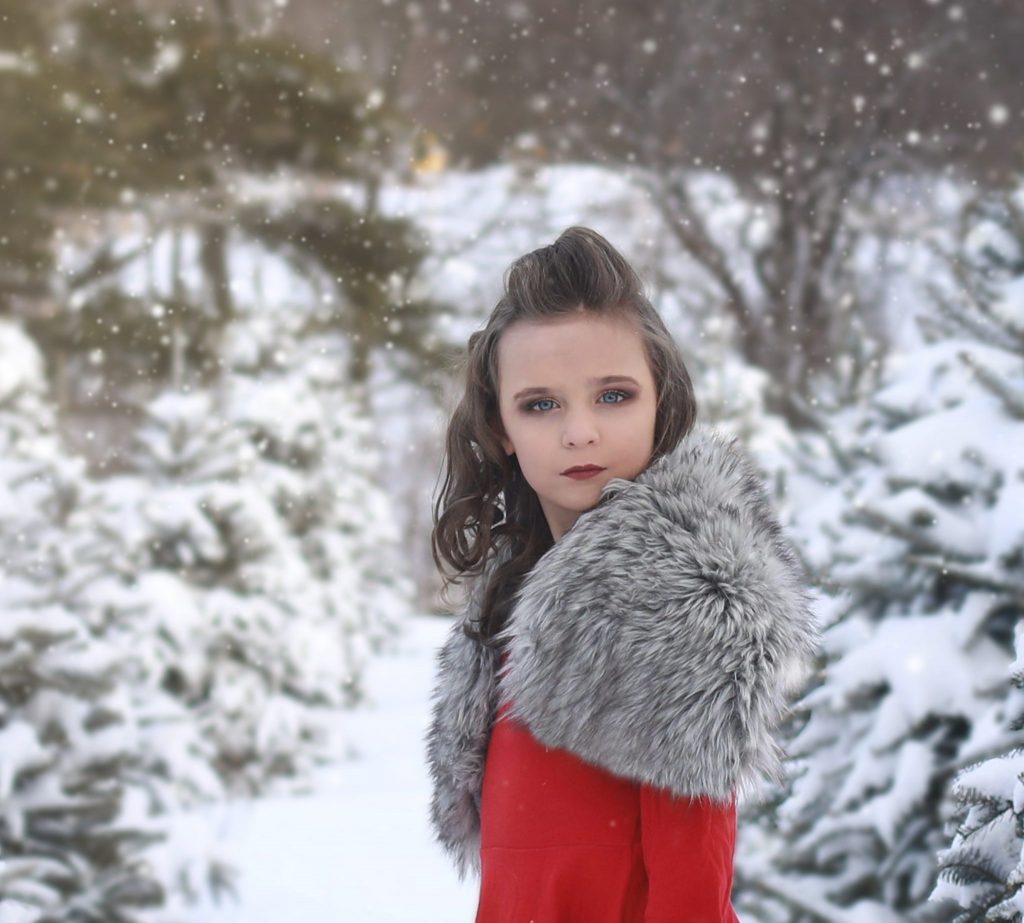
[[562, 464, 605, 476]]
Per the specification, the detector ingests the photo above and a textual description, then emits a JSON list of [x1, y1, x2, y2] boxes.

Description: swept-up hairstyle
[[431, 226, 698, 647]]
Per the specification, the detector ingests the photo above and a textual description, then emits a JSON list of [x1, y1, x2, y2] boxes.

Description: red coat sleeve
[[639, 784, 740, 923]]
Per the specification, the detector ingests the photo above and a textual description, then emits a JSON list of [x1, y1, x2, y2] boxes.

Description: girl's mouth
[[562, 466, 605, 480]]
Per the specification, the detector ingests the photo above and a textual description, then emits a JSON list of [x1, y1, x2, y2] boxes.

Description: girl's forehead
[[496, 315, 651, 385], [500, 313, 642, 351]]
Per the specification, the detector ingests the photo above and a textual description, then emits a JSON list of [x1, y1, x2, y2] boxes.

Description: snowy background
[[188, 614, 479, 923], [2, 2, 1023, 922]]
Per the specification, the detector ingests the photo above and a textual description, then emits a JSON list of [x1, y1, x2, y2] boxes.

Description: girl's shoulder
[[489, 422, 821, 803]]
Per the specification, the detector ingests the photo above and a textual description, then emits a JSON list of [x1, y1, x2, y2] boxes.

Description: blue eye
[[523, 390, 632, 413]]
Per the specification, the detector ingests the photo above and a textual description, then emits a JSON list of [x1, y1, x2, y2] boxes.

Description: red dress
[[476, 687, 742, 922]]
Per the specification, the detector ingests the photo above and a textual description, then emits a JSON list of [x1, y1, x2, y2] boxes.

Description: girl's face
[[496, 311, 658, 542]]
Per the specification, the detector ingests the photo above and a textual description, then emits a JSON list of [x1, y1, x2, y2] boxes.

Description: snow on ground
[[191, 613, 478, 923]]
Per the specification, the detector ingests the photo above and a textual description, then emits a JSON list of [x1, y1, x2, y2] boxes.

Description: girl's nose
[[561, 414, 599, 448]]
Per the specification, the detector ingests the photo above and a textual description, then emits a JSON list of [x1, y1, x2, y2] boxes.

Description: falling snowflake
[[989, 104, 1010, 126]]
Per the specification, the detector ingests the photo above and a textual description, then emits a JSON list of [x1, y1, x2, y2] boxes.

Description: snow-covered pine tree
[[924, 187, 1024, 922], [735, 189, 1024, 921], [0, 320, 166, 921], [94, 307, 409, 800], [217, 308, 409, 696], [96, 385, 326, 798], [930, 619, 1024, 922]]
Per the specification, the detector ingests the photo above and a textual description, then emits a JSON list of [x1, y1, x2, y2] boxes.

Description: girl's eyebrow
[[512, 375, 641, 402]]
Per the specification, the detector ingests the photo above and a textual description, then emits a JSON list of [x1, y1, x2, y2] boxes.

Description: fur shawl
[[424, 423, 821, 881]]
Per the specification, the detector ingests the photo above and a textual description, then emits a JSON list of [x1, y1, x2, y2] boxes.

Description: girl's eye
[[524, 390, 632, 413]]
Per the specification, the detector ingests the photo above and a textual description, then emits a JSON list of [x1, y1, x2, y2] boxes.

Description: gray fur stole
[[423, 423, 820, 881]]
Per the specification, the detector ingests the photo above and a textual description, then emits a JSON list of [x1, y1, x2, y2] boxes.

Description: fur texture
[[424, 423, 821, 881]]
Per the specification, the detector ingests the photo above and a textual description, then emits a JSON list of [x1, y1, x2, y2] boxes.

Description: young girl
[[424, 227, 819, 921]]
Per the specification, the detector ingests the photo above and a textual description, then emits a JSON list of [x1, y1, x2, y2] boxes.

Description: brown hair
[[430, 226, 698, 648]]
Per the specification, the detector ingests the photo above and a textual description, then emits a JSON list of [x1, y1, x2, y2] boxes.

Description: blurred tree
[[925, 185, 1024, 922], [0, 319, 233, 920], [733, 183, 1024, 922], [237, 199, 449, 389], [2, 0, 452, 430], [287, 0, 1024, 425], [0, 1, 126, 309], [89, 305, 412, 798], [930, 620, 1024, 922]]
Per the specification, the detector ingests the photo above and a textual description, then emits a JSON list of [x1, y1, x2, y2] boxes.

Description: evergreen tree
[[924, 187, 1024, 922], [735, 190, 1024, 920], [237, 198, 454, 399], [0, 2, 125, 312], [5, 0, 452, 416], [217, 305, 408, 675], [930, 620, 1024, 922], [0, 320, 228, 922], [92, 305, 410, 799]]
